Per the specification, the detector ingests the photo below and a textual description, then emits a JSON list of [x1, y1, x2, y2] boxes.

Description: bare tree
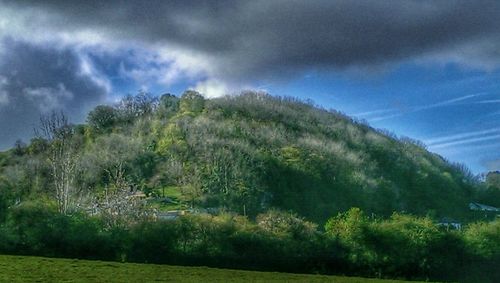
[[117, 91, 159, 121], [83, 134, 147, 227], [37, 111, 78, 214], [36, 111, 71, 141], [97, 162, 146, 228]]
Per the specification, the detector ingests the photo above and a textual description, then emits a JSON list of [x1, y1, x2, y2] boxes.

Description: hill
[[1, 91, 499, 282], [0, 91, 480, 223]]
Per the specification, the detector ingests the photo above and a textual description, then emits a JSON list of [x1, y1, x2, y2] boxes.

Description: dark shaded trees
[[87, 105, 117, 133]]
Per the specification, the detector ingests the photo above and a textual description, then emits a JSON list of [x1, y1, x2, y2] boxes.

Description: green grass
[[158, 186, 183, 199], [148, 186, 188, 211], [0, 255, 420, 283]]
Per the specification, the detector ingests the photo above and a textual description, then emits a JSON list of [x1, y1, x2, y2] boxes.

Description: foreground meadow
[[0, 255, 419, 283]]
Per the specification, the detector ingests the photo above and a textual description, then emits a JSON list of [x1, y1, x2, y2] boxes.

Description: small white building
[[437, 217, 461, 230]]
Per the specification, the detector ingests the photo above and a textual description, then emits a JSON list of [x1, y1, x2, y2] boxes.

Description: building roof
[[469, 202, 500, 212]]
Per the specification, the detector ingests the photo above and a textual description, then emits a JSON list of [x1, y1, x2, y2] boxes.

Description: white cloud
[[79, 53, 112, 95], [192, 79, 229, 98], [156, 46, 214, 84], [117, 51, 177, 87], [23, 83, 74, 113]]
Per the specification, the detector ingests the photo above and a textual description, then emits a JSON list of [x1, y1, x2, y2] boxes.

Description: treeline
[[0, 203, 498, 282]]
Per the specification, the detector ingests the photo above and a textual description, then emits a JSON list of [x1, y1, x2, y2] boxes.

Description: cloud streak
[[475, 99, 500, 104], [425, 128, 500, 149], [425, 128, 500, 145], [357, 92, 488, 122], [429, 134, 500, 149]]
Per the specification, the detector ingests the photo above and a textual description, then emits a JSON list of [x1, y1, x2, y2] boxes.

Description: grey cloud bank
[[3, 1, 500, 79], [0, 39, 107, 149]]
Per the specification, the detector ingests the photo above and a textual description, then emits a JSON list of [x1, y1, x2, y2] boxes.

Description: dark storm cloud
[[3, 0, 500, 79], [0, 39, 107, 149]]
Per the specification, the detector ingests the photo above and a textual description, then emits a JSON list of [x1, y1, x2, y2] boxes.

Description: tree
[[464, 219, 500, 259], [82, 134, 146, 227], [13, 140, 26, 156], [117, 91, 159, 122], [28, 137, 48, 155], [180, 90, 205, 114], [96, 162, 146, 228], [87, 105, 117, 132], [325, 207, 368, 242], [257, 209, 317, 241], [37, 111, 78, 214], [157, 93, 180, 119], [486, 171, 500, 188], [370, 214, 444, 278]]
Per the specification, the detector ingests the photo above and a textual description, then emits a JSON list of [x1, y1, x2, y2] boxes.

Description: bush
[[127, 220, 179, 263], [464, 219, 500, 259], [3, 201, 116, 260]]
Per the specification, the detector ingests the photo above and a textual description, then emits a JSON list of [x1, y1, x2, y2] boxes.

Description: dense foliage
[[0, 204, 498, 282], [0, 91, 498, 281], [0, 91, 485, 221]]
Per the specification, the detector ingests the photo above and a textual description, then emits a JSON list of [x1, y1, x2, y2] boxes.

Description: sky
[[0, 0, 499, 174]]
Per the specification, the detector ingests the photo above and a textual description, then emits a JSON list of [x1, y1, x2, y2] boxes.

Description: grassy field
[[148, 186, 188, 211], [0, 255, 420, 283]]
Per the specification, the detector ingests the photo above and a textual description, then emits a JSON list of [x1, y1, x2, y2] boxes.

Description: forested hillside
[[0, 91, 482, 223], [1, 91, 499, 282]]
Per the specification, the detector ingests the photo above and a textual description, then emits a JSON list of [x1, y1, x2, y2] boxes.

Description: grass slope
[[0, 255, 419, 283]]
